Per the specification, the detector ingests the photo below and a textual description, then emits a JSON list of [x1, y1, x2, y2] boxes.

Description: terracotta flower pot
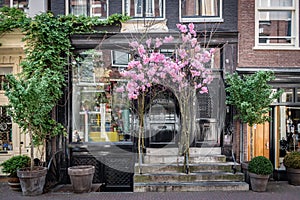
[[68, 165, 95, 193], [7, 176, 22, 191]]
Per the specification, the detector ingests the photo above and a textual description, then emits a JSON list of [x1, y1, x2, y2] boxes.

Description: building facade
[[4, 0, 287, 190], [238, 0, 300, 180]]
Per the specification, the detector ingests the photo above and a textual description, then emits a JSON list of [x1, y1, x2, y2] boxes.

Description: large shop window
[[180, 0, 222, 22], [274, 87, 300, 170], [72, 50, 132, 142], [255, 0, 299, 49], [70, 0, 108, 18], [123, 0, 164, 18]]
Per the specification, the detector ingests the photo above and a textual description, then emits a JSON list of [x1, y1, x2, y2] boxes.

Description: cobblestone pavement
[[0, 181, 299, 200]]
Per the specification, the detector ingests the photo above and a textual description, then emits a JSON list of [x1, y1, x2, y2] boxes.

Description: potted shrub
[[248, 156, 273, 192], [0, 155, 30, 191], [283, 151, 300, 185], [93, 13, 131, 32]]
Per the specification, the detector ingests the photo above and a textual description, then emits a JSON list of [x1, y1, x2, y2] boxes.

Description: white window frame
[[179, 0, 223, 23], [254, 0, 299, 50], [66, 0, 109, 18], [123, 0, 165, 20], [111, 50, 131, 67]]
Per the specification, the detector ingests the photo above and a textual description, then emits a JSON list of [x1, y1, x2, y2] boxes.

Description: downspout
[[240, 121, 244, 162]]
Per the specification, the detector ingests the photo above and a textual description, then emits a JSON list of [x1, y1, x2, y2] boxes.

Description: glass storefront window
[[280, 88, 293, 102], [297, 88, 300, 102], [275, 106, 300, 170], [72, 50, 132, 142]]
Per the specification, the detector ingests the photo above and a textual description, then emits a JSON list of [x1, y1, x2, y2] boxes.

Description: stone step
[[143, 154, 226, 164], [134, 172, 245, 183], [134, 181, 249, 192], [134, 162, 241, 174], [146, 147, 222, 156]]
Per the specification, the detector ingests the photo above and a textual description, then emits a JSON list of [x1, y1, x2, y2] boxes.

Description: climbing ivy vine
[[0, 6, 130, 168]]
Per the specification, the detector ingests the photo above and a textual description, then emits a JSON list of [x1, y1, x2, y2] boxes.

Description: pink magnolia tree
[[117, 23, 215, 173]]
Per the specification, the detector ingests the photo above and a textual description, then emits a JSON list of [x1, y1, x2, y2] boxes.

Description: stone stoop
[[133, 147, 249, 192]]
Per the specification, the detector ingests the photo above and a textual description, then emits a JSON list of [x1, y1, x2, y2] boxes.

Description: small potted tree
[[0, 155, 30, 191], [225, 71, 282, 184], [2, 11, 67, 196], [248, 156, 273, 192], [283, 151, 300, 185]]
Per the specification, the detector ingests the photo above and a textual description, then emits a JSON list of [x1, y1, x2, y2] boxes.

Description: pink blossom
[[146, 38, 152, 48], [210, 48, 216, 54], [182, 35, 189, 43], [116, 86, 125, 93], [138, 45, 146, 56], [128, 93, 138, 100], [129, 41, 139, 48], [188, 23, 196, 36], [200, 87, 208, 94], [178, 49, 187, 59], [176, 24, 187, 33], [191, 70, 201, 77], [195, 83, 202, 89], [194, 45, 201, 52], [190, 38, 197, 47], [155, 38, 162, 48], [163, 36, 174, 43]]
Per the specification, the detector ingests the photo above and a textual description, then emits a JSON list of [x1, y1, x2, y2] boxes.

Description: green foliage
[[0, 155, 30, 176], [283, 151, 300, 169], [225, 71, 282, 127], [0, 6, 30, 34], [105, 13, 131, 25], [0, 7, 131, 168], [248, 156, 273, 175]]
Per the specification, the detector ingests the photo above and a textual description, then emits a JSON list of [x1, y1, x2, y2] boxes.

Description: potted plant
[[93, 13, 131, 32], [283, 151, 300, 185], [0, 155, 30, 191], [226, 71, 282, 184], [2, 10, 67, 196], [248, 156, 273, 192]]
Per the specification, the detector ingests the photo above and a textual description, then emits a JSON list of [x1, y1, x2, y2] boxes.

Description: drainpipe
[[240, 122, 244, 162]]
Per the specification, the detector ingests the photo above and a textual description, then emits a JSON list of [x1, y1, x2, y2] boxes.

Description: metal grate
[[0, 106, 12, 150]]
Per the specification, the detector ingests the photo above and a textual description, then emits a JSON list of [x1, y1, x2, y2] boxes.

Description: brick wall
[[238, 0, 300, 68]]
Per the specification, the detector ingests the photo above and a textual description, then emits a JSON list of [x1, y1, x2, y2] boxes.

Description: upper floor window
[[0, 66, 12, 91], [180, 0, 223, 22], [0, 0, 28, 10], [255, 0, 299, 49], [70, 0, 108, 18], [123, 0, 164, 19]]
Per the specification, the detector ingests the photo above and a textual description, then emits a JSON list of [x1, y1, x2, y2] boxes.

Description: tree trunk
[[29, 125, 34, 170], [137, 93, 145, 173], [178, 89, 196, 174]]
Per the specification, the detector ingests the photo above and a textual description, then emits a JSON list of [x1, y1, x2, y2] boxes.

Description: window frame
[[254, 0, 299, 50], [66, 0, 109, 18], [179, 0, 223, 23], [122, 0, 165, 20]]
